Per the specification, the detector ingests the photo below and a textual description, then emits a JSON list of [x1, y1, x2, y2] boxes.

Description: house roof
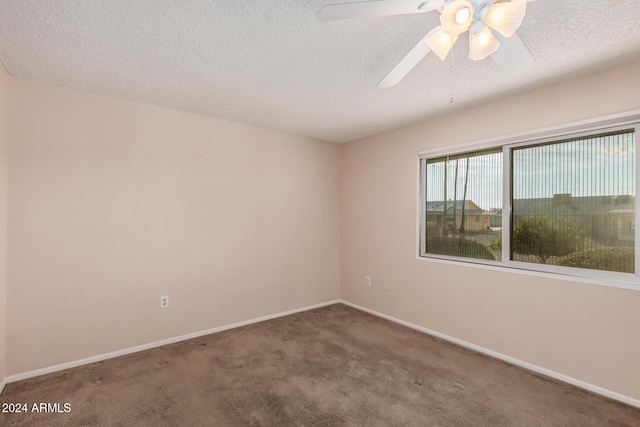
[[513, 195, 635, 216], [426, 200, 485, 216], [426, 195, 636, 217], [0, 1, 639, 143]]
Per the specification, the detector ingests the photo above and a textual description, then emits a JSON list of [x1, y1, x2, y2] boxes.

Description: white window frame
[[417, 110, 640, 289]]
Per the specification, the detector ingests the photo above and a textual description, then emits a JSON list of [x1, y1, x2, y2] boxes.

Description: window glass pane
[[511, 130, 635, 273], [425, 149, 503, 261]]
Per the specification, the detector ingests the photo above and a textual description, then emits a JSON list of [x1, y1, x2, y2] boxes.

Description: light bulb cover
[[455, 7, 470, 24], [469, 26, 500, 61], [425, 25, 458, 61], [484, 1, 527, 37], [440, 0, 473, 37]]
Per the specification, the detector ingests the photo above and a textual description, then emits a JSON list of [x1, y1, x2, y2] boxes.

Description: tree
[[512, 215, 583, 264], [443, 161, 448, 234], [459, 156, 470, 233], [452, 159, 459, 235]]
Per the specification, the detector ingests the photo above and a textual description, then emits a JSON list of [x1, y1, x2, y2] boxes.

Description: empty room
[[1, 1, 640, 425]]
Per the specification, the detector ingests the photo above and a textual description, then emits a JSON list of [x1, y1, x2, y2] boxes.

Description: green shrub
[[427, 237, 495, 261], [556, 247, 634, 273], [487, 238, 502, 251], [513, 215, 583, 264]]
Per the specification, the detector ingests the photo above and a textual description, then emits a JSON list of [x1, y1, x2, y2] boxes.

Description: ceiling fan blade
[[317, 0, 446, 22], [377, 29, 441, 88], [490, 31, 535, 75]]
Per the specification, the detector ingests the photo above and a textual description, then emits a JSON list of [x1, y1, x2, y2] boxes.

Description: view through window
[[425, 149, 502, 261], [511, 130, 635, 272], [421, 125, 637, 278]]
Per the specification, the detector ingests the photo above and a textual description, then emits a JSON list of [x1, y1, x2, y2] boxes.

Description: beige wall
[[6, 77, 341, 375], [0, 62, 8, 385], [341, 62, 640, 400], [4, 55, 640, 403]]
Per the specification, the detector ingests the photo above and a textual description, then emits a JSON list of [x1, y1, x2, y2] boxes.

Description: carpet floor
[[1, 303, 640, 426]]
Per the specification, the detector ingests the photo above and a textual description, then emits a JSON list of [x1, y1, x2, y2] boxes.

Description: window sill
[[416, 254, 640, 292]]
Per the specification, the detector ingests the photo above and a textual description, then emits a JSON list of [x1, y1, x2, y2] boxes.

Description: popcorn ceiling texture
[[0, 0, 639, 143]]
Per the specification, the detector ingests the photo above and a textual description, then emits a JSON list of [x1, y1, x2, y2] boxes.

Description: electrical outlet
[[383, 280, 390, 291], [160, 295, 169, 309], [365, 276, 371, 286]]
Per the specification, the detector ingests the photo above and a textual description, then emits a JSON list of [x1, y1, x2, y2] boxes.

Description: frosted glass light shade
[[485, 1, 527, 37], [440, 0, 473, 36], [469, 26, 499, 61], [425, 26, 458, 61]]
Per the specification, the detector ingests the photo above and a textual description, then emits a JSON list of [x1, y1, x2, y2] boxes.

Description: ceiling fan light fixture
[[469, 26, 499, 60], [425, 26, 457, 61], [455, 7, 470, 24], [484, 1, 527, 37], [440, 0, 473, 36], [317, 0, 536, 88]]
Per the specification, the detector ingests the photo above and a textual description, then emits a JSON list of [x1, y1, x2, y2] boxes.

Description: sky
[[425, 130, 636, 211]]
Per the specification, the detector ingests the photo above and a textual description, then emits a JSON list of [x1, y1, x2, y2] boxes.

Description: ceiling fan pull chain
[[450, 44, 454, 104]]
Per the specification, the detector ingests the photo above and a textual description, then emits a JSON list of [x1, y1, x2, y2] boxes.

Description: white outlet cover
[[160, 295, 169, 308]]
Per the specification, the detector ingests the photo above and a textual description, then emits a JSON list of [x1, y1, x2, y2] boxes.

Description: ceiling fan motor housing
[[469, 0, 494, 34]]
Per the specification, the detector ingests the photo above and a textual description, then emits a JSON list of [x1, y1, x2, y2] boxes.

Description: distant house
[[426, 193, 635, 244], [513, 194, 635, 246], [426, 200, 490, 232]]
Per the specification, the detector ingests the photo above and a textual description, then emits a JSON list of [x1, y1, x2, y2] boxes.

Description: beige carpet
[[2, 303, 639, 426]]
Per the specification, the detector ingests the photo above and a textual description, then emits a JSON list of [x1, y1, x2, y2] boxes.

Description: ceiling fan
[[317, 0, 537, 88]]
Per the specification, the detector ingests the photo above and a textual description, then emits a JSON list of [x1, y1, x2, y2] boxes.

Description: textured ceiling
[[1, 0, 640, 143]]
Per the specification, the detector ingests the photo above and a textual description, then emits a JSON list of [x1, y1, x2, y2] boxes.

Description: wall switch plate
[[160, 295, 169, 309], [383, 280, 390, 291], [365, 276, 371, 286]]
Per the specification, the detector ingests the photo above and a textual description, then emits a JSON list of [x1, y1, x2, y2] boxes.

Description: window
[[419, 120, 639, 283], [423, 149, 502, 261]]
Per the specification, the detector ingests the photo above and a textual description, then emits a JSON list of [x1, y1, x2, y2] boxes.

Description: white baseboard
[[6, 299, 340, 384], [7, 298, 640, 410], [339, 299, 640, 409]]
